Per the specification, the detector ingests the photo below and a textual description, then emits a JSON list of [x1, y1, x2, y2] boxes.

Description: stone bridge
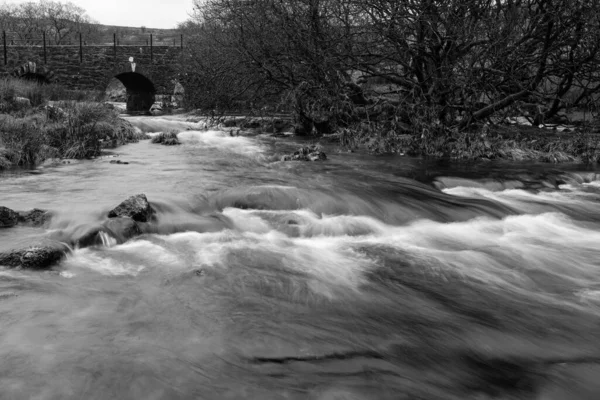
[[0, 45, 183, 113]]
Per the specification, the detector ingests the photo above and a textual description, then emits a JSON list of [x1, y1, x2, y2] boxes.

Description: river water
[[2, 116, 600, 399]]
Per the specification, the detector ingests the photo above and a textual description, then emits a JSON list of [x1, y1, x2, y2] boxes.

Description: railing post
[[150, 34, 153, 62], [180, 34, 183, 49], [43, 31, 47, 64], [3, 31, 6, 65], [79, 32, 83, 64]]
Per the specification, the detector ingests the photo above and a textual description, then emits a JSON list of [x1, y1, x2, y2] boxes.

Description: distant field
[[3, 23, 182, 47], [91, 24, 181, 46]]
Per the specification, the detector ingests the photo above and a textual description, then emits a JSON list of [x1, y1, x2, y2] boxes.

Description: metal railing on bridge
[[1, 30, 184, 65]]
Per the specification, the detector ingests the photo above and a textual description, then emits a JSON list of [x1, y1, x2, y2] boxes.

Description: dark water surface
[[2, 116, 600, 399]]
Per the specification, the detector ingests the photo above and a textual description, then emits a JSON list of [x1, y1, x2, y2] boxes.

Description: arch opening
[[105, 78, 126, 102], [114, 72, 156, 114]]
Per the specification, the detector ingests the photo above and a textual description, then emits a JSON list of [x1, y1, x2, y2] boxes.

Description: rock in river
[[0, 206, 19, 228], [108, 194, 155, 222], [280, 145, 327, 162], [0, 241, 69, 269], [18, 208, 52, 227], [73, 217, 143, 248], [103, 217, 142, 242]]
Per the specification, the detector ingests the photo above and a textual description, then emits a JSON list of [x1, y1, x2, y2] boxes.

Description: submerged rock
[[74, 217, 142, 248], [109, 160, 130, 165], [0, 242, 69, 269], [103, 217, 142, 242], [108, 194, 155, 222], [280, 145, 327, 162], [0, 206, 19, 228]]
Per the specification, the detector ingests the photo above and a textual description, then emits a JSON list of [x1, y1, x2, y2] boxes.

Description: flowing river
[[2, 115, 600, 399]]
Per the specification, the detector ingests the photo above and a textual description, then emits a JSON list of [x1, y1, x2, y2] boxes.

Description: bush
[[0, 113, 53, 165], [151, 130, 181, 145], [45, 102, 146, 158], [111, 118, 149, 145], [0, 147, 12, 169], [0, 101, 145, 167]]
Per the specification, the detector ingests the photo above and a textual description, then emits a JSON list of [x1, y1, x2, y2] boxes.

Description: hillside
[[92, 24, 181, 46], [2, 19, 182, 47]]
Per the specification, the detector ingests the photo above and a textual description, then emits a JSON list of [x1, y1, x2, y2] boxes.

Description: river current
[[2, 115, 600, 399]]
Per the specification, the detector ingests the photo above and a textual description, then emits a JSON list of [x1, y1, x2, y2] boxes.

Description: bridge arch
[[114, 72, 156, 114]]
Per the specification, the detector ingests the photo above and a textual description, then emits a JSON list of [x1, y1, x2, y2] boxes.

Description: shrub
[[0, 101, 145, 167], [110, 118, 149, 146], [151, 130, 181, 145], [0, 113, 51, 165], [0, 147, 12, 169], [45, 102, 131, 158], [0, 78, 45, 107]]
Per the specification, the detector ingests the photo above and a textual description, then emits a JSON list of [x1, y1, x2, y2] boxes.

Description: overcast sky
[[6, 0, 195, 29]]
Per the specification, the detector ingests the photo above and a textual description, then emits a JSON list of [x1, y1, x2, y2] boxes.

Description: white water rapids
[[1, 115, 600, 399]]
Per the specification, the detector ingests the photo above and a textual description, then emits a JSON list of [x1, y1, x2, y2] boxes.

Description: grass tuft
[[151, 130, 181, 145]]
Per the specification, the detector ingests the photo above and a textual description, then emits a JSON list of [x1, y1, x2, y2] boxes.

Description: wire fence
[[0, 31, 184, 48]]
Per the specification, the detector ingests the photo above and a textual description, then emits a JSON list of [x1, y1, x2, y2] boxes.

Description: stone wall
[[0, 45, 183, 95]]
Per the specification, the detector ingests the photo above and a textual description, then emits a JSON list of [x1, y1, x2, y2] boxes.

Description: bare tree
[[0, 1, 95, 45], [181, 0, 600, 138]]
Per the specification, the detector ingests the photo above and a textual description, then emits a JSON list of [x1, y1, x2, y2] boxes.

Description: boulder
[[108, 194, 155, 222], [293, 123, 311, 136], [0, 206, 19, 228], [150, 103, 163, 116], [280, 145, 327, 162], [44, 104, 67, 121], [0, 242, 69, 269], [17, 209, 52, 227], [240, 118, 262, 129], [13, 97, 31, 109], [222, 118, 238, 127]]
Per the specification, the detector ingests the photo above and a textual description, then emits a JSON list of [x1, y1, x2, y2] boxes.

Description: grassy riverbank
[[190, 111, 600, 164], [0, 78, 145, 170], [338, 122, 600, 163]]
